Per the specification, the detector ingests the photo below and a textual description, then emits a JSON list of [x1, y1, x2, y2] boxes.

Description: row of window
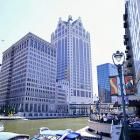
[[73, 90, 92, 98], [30, 38, 56, 57], [3, 39, 28, 61]]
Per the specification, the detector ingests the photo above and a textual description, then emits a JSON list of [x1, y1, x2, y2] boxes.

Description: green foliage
[[0, 105, 17, 116]]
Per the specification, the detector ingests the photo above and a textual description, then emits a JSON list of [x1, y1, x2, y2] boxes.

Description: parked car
[[129, 121, 140, 131], [129, 121, 140, 140]]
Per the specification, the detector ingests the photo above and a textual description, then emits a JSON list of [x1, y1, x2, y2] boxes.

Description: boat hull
[[88, 120, 111, 134], [0, 123, 4, 132]]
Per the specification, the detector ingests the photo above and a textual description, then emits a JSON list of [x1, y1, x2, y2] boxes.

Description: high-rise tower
[[51, 16, 93, 104], [124, 0, 140, 96], [97, 63, 118, 103], [123, 0, 140, 116]]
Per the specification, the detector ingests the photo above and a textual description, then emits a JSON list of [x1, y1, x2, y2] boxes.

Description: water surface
[[2, 117, 88, 137]]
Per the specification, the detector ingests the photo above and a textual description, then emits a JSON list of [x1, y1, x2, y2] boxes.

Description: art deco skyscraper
[[51, 16, 93, 104]]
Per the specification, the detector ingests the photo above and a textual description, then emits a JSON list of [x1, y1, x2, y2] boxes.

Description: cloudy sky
[[0, 0, 125, 96]]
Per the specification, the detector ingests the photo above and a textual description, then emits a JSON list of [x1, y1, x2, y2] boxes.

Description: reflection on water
[[2, 117, 88, 137]]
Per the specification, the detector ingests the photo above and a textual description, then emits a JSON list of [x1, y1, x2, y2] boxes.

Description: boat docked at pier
[[0, 132, 30, 140], [31, 128, 81, 140], [0, 122, 4, 132], [31, 127, 101, 140], [88, 103, 122, 140]]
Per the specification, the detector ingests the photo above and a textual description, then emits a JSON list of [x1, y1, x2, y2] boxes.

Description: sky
[[0, 0, 125, 96]]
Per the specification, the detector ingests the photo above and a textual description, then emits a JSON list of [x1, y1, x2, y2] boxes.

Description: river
[[1, 117, 88, 137]]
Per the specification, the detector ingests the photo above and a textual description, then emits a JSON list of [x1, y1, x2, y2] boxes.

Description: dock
[[0, 116, 26, 120]]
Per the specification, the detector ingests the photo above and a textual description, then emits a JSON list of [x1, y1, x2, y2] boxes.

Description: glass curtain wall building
[[126, 0, 140, 96], [0, 33, 57, 118], [97, 63, 118, 103], [51, 16, 93, 104]]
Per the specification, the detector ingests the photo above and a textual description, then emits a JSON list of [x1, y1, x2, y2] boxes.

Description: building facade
[[123, 0, 140, 116], [56, 80, 68, 114], [0, 64, 1, 78], [51, 16, 93, 104], [125, 0, 140, 96], [97, 63, 118, 103], [0, 33, 57, 118], [56, 80, 70, 103]]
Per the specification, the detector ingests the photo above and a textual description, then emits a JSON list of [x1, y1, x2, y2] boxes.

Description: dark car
[[129, 121, 140, 130], [129, 121, 140, 140]]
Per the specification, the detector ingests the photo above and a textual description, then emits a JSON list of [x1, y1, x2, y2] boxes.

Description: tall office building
[[123, 0, 140, 115], [124, 0, 140, 96], [0, 64, 1, 84], [0, 64, 1, 74], [97, 63, 118, 103], [51, 16, 93, 104], [0, 33, 57, 118]]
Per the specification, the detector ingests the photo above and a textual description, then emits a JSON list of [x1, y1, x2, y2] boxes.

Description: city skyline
[[0, 0, 125, 95]]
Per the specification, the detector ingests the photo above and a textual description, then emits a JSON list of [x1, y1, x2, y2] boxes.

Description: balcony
[[123, 14, 128, 21], [124, 22, 128, 28]]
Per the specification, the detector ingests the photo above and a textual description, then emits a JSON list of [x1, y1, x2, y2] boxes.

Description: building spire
[[59, 17, 62, 22], [68, 15, 73, 22]]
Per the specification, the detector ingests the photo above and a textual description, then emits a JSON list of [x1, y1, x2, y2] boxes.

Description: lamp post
[[112, 50, 128, 140]]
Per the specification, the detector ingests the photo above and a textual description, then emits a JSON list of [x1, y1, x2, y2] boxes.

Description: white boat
[[22, 118, 28, 120], [76, 126, 102, 139], [39, 127, 49, 134], [88, 119, 122, 137], [88, 104, 122, 140], [31, 127, 82, 140], [0, 132, 30, 140], [0, 122, 4, 132]]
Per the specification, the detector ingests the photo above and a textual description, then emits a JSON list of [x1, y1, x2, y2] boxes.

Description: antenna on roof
[[59, 17, 62, 22], [68, 15, 73, 22]]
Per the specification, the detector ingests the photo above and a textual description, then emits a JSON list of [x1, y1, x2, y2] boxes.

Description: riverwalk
[[0, 116, 26, 120]]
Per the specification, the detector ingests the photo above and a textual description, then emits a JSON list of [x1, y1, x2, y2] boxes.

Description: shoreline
[[0, 116, 88, 120]]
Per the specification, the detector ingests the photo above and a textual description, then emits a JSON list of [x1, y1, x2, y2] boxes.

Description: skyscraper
[[51, 16, 93, 104], [124, 0, 140, 96], [97, 63, 118, 103], [0, 64, 1, 72], [0, 33, 57, 118]]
